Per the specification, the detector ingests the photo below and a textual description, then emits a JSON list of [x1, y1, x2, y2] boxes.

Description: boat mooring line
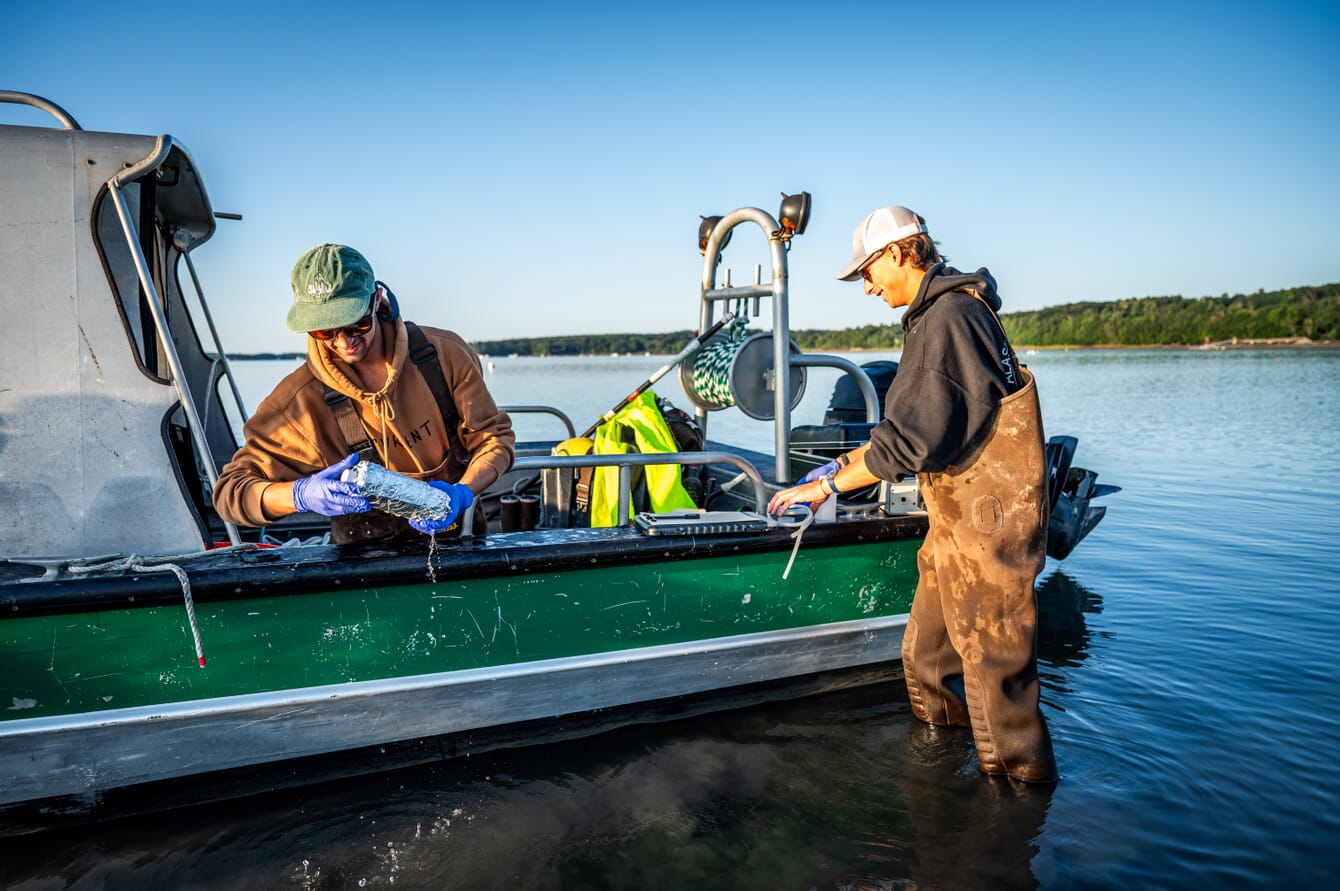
[[70, 556, 208, 667]]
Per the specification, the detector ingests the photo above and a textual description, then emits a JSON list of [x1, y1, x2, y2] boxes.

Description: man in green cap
[[214, 244, 515, 541]]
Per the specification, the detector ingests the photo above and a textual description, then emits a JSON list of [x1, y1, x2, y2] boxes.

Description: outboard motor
[[1044, 436, 1119, 559], [823, 360, 897, 425]]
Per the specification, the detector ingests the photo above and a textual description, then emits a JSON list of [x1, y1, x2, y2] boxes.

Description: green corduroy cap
[[287, 244, 376, 333]]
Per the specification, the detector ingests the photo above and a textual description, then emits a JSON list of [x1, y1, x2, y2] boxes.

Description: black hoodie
[[864, 263, 1022, 482]]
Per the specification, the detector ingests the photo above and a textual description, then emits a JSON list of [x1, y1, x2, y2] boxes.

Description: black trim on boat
[[0, 515, 927, 619]]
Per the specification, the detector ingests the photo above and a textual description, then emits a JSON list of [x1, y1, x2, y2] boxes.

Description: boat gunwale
[[0, 513, 928, 619]]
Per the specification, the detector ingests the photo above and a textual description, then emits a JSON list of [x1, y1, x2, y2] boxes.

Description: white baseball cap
[[836, 206, 928, 281]]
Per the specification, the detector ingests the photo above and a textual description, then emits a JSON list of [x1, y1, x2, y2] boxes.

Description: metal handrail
[[698, 207, 792, 482], [511, 450, 768, 527], [0, 91, 81, 130], [791, 354, 880, 423], [498, 405, 576, 439], [176, 230, 249, 424], [106, 137, 241, 546]]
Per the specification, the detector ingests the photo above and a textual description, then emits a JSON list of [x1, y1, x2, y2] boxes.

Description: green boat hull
[[0, 535, 921, 812], [3, 540, 918, 720]]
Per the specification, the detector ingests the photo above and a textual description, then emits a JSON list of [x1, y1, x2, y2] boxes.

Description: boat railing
[[509, 450, 768, 528], [103, 137, 243, 547], [695, 200, 881, 484], [176, 229, 250, 424], [0, 90, 81, 129], [498, 405, 576, 439]]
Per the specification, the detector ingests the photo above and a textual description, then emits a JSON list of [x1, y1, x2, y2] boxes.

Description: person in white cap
[[769, 206, 1056, 783]]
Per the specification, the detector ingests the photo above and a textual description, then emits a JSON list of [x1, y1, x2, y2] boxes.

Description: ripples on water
[[4, 349, 1338, 888]]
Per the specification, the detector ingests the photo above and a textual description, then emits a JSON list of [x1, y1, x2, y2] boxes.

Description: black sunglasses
[[310, 297, 376, 342]]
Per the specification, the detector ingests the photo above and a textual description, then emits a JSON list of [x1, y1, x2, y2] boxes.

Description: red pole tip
[[198, 656, 207, 667]]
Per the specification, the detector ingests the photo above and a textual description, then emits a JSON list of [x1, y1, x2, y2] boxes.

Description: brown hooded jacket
[[213, 317, 514, 527]]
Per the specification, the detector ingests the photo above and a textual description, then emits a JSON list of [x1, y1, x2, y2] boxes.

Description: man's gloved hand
[[800, 459, 840, 485], [291, 454, 371, 517], [408, 482, 474, 535]]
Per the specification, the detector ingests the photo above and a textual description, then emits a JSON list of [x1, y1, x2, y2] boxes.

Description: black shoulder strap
[[964, 290, 1024, 392], [405, 322, 460, 433], [322, 388, 378, 462]]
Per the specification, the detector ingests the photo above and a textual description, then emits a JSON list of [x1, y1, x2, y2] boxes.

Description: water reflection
[[3, 679, 1059, 890], [1037, 569, 1103, 664]]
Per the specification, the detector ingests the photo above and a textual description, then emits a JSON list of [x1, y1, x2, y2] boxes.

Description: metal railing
[[510, 450, 768, 528], [106, 137, 241, 546], [498, 405, 576, 439], [0, 91, 82, 130]]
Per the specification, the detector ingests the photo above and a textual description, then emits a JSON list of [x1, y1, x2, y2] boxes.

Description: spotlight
[[698, 215, 732, 255], [778, 191, 811, 238]]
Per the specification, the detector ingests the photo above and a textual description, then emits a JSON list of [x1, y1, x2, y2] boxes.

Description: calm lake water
[[5, 348, 1339, 889]]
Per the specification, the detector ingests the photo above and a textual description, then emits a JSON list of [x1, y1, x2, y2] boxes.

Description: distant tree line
[[230, 283, 1337, 359], [471, 331, 706, 357], [1001, 283, 1340, 346], [464, 282, 1340, 356]]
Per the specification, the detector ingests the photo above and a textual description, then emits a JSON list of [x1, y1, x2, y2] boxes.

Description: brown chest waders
[[902, 356, 1057, 783]]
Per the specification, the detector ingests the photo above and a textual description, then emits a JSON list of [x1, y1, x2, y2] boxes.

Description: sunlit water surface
[[4, 348, 1338, 889]]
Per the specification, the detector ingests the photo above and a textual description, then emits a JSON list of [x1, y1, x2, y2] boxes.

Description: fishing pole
[[580, 312, 737, 439]]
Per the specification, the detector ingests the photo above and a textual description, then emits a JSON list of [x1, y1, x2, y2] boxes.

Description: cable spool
[[680, 332, 806, 420]]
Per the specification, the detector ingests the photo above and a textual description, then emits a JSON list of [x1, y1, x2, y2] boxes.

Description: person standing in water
[[769, 206, 1056, 783]]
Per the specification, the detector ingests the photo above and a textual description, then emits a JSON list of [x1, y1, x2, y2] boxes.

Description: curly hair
[[894, 229, 945, 271]]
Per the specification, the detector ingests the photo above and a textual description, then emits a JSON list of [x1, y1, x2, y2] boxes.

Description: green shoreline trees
[[229, 283, 1340, 358], [469, 283, 1338, 355]]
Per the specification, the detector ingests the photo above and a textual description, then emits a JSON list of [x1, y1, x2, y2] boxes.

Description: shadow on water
[[1036, 568, 1105, 685], [0, 581, 1106, 890], [1, 683, 1064, 890]]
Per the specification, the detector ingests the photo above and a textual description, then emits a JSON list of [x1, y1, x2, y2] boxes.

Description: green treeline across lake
[[469, 283, 1340, 355]]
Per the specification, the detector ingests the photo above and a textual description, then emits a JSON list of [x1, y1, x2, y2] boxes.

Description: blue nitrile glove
[[800, 459, 840, 485], [408, 481, 474, 535], [291, 454, 371, 517]]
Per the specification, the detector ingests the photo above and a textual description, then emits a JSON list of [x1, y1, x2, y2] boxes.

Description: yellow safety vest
[[589, 391, 697, 527]]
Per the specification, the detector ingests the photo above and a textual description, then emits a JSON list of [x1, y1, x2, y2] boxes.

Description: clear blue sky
[[5, 1, 1338, 353]]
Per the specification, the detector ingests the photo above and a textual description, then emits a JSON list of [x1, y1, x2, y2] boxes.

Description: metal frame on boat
[[0, 92, 1110, 829]]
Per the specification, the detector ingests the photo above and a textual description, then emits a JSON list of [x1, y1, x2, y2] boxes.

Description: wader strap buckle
[[321, 388, 377, 462]]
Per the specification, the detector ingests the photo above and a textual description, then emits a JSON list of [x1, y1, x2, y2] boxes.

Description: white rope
[[769, 505, 815, 581], [69, 553, 211, 667]]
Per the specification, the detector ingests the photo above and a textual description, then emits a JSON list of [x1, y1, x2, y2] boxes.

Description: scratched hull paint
[[0, 539, 920, 816], [2, 541, 917, 721]]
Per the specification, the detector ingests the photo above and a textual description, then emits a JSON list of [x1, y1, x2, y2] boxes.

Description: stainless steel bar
[[791, 354, 881, 423], [512, 450, 769, 517], [0, 90, 81, 129], [107, 140, 241, 546], [617, 465, 631, 526], [768, 228, 791, 484], [703, 285, 773, 301], [179, 239, 248, 421], [498, 405, 576, 439], [699, 207, 791, 474]]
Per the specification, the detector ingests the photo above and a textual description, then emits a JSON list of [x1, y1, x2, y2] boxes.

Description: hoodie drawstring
[[370, 391, 396, 461]]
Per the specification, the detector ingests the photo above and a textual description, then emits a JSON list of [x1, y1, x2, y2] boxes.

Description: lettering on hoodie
[[395, 419, 436, 450], [1001, 345, 1017, 387]]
